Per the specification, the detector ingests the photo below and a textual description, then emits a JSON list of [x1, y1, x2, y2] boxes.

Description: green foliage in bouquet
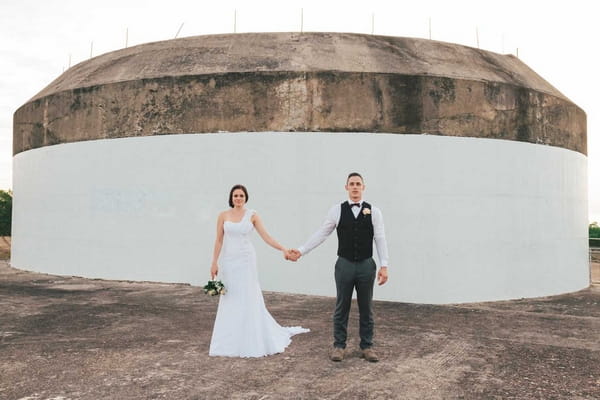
[[204, 280, 226, 296]]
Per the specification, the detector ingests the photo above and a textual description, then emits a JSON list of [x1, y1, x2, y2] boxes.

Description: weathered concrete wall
[[13, 33, 586, 155], [13, 72, 586, 155]]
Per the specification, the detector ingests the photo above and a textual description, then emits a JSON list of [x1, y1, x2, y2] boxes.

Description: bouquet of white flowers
[[203, 280, 226, 296]]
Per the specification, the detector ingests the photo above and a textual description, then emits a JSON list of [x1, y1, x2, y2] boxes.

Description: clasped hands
[[283, 249, 301, 262], [282, 248, 388, 285]]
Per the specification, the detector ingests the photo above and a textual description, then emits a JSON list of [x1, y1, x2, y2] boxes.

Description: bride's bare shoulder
[[218, 210, 231, 220]]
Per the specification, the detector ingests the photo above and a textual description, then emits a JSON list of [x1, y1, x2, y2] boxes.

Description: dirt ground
[[1, 259, 599, 400], [0, 237, 10, 260]]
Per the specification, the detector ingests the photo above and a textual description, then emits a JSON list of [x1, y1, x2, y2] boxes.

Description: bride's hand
[[283, 248, 296, 261], [283, 248, 299, 262], [210, 262, 218, 280]]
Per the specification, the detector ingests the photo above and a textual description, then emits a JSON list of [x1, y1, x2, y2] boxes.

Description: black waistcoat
[[336, 201, 374, 262]]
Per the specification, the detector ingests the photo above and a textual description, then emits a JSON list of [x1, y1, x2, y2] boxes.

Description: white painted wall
[[11, 132, 589, 303]]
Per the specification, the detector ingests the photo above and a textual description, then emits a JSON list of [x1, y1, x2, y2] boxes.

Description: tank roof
[[31, 32, 568, 102]]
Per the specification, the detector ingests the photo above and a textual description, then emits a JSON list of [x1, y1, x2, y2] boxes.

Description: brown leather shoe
[[330, 347, 345, 362], [361, 348, 379, 362]]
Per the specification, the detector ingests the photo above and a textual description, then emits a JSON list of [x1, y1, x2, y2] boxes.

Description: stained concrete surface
[[1, 259, 599, 399], [14, 33, 586, 156]]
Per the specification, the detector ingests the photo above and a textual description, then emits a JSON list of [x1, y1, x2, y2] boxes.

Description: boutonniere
[[362, 208, 371, 215]]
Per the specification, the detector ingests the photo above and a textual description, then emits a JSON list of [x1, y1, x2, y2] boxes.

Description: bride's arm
[[210, 212, 225, 279], [252, 213, 287, 253]]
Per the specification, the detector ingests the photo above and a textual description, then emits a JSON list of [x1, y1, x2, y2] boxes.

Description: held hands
[[283, 248, 301, 262]]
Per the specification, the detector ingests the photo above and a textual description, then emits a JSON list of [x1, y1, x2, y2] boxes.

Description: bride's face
[[232, 189, 246, 207]]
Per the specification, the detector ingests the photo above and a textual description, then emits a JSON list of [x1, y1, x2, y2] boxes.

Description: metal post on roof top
[[175, 23, 184, 39], [371, 13, 374, 35], [429, 17, 432, 40]]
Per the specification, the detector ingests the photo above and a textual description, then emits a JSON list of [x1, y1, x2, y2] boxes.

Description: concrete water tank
[[12, 32, 588, 303]]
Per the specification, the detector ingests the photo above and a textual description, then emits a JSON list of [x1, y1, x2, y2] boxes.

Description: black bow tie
[[351, 203, 361, 208]]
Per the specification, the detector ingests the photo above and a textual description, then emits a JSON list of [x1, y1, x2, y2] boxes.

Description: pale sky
[[1, 0, 598, 222]]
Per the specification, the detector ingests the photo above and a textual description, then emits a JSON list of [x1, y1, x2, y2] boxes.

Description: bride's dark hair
[[228, 184, 249, 208]]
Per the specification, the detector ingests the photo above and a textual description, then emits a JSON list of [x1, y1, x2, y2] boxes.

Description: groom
[[287, 172, 389, 362]]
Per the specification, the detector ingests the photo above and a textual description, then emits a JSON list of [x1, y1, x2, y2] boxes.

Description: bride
[[208, 184, 309, 357]]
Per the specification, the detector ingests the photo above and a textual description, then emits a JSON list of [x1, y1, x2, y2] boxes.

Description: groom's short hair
[[347, 172, 363, 183]]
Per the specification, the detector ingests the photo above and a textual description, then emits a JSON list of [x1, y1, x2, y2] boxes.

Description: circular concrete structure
[[12, 32, 588, 303]]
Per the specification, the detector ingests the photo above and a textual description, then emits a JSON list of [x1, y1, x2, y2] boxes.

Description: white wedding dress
[[209, 208, 309, 357]]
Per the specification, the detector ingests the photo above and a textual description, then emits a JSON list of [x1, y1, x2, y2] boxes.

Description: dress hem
[[208, 327, 310, 358]]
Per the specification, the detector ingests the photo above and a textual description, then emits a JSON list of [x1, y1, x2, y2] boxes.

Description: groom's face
[[345, 176, 365, 201]]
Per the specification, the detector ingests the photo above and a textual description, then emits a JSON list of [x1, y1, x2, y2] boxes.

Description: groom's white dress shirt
[[297, 200, 389, 267]]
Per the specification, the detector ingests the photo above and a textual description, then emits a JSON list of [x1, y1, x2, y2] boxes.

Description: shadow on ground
[[1, 260, 599, 399]]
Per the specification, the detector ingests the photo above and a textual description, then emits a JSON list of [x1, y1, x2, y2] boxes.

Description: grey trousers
[[333, 257, 377, 349]]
